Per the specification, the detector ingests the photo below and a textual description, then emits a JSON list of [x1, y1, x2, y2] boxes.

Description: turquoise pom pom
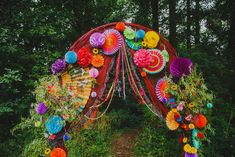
[[65, 51, 77, 64], [207, 103, 213, 109], [45, 116, 63, 134], [136, 29, 146, 39]]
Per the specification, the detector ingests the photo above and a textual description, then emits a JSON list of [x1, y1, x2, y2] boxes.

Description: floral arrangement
[[29, 22, 213, 157]]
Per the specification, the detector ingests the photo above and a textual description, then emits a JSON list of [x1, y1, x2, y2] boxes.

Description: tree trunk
[[186, 0, 191, 49], [169, 0, 177, 47], [228, 0, 235, 52], [151, 0, 159, 31], [194, 0, 200, 45]]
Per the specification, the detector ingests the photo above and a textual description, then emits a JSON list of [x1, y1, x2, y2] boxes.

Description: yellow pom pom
[[143, 31, 160, 48]]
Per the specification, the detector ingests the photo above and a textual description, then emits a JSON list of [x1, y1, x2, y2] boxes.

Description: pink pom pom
[[89, 68, 99, 78], [134, 49, 152, 68]]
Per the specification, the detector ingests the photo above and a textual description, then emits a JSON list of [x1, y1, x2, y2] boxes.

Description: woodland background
[[0, 0, 235, 156]]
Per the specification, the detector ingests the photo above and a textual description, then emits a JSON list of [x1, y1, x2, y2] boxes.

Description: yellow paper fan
[[166, 110, 179, 130]]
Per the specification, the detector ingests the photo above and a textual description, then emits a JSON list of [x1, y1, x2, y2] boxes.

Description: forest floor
[[111, 129, 140, 157]]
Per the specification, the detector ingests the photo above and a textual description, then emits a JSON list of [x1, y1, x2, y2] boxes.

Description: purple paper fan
[[170, 57, 194, 78]]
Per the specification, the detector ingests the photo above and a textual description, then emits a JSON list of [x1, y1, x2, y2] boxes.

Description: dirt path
[[112, 129, 140, 157]]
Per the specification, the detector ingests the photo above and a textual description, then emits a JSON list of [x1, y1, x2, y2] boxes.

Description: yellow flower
[[92, 48, 99, 54], [142, 41, 147, 47], [183, 144, 191, 153], [189, 123, 195, 130], [183, 137, 188, 143], [44, 148, 51, 155], [191, 147, 197, 154], [188, 102, 195, 110], [171, 85, 178, 90]]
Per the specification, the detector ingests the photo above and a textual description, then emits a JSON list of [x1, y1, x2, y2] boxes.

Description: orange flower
[[91, 55, 104, 68]]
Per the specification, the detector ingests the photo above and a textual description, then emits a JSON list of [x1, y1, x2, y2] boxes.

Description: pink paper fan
[[102, 29, 122, 55]]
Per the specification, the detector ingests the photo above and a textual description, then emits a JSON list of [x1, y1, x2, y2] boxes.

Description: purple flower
[[51, 59, 66, 74], [36, 102, 47, 115], [170, 57, 194, 78]]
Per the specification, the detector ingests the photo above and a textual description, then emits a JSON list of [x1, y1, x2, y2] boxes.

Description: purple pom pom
[[170, 58, 194, 78], [89, 32, 105, 48], [36, 102, 47, 115], [51, 59, 66, 74], [185, 152, 198, 157]]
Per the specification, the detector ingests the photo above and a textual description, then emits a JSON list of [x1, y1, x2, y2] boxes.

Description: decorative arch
[[34, 22, 213, 157]]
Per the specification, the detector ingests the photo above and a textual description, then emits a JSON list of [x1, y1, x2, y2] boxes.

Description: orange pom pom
[[141, 71, 147, 77], [193, 114, 207, 129], [50, 148, 66, 157], [91, 55, 104, 68], [115, 22, 125, 31]]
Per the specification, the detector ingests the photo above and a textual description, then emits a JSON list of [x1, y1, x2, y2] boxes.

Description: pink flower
[[177, 101, 185, 111], [134, 49, 152, 68], [185, 114, 192, 121]]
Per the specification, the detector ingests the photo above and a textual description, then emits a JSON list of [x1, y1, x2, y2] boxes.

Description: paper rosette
[[126, 39, 143, 50], [102, 29, 122, 55], [143, 49, 166, 74], [166, 110, 180, 130], [155, 78, 170, 103]]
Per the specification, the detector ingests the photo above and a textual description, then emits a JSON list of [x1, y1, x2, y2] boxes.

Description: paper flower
[[161, 49, 169, 62], [51, 59, 66, 74], [34, 121, 41, 127], [177, 101, 185, 111], [115, 22, 126, 31], [197, 132, 204, 139], [193, 114, 207, 128], [141, 71, 147, 77], [102, 29, 122, 55], [89, 32, 105, 48], [45, 116, 63, 134], [136, 29, 146, 39], [63, 133, 70, 141], [89, 68, 99, 78], [92, 48, 99, 54], [124, 27, 136, 40], [126, 39, 143, 50], [143, 31, 160, 48], [155, 78, 170, 103], [77, 47, 92, 67], [50, 148, 66, 157], [134, 49, 152, 68], [170, 57, 194, 78], [36, 102, 47, 115], [44, 148, 51, 155], [183, 137, 188, 143], [171, 85, 178, 90], [185, 114, 192, 121], [166, 110, 180, 130], [91, 54, 104, 68], [189, 123, 195, 130], [192, 129, 201, 149], [65, 51, 77, 64]]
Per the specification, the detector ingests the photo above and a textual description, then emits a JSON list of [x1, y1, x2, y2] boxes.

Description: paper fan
[[155, 78, 170, 103], [126, 39, 143, 50], [166, 110, 179, 130], [143, 49, 166, 74], [102, 29, 122, 55]]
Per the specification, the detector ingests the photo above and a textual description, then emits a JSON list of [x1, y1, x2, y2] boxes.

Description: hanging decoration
[[30, 22, 213, 157]]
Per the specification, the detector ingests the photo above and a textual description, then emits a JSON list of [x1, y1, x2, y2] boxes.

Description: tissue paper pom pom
[[50, 148, 66, 157], [91, 91, 97, 98], [143, 31, 160, 48], [170, 57, 194, 78], [193, 114, 207, 128], [91, 54, 104, 68], [36, 102, 47, 115], [115, 22, 125, 31], [51, 59, 66, 74], [63, 133, 70, 141], [134, 49, 152, 68], [45, 116, 63, 134], [136, 29, 146, 39], [185, 152, 198, 157], [89, 32, 105, 48], [155, 78, 170, 102], [192, 129, 200, 149], [77, 47, 92, 67], [65, 51, 77, 64], [166, 110, 180, 130], [89, 68, 99, 78], [124, 27, 136, 40]]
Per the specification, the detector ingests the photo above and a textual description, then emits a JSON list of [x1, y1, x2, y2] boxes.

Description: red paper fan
[[143, 49, 166, 74], [102, 29, 122, 55]]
